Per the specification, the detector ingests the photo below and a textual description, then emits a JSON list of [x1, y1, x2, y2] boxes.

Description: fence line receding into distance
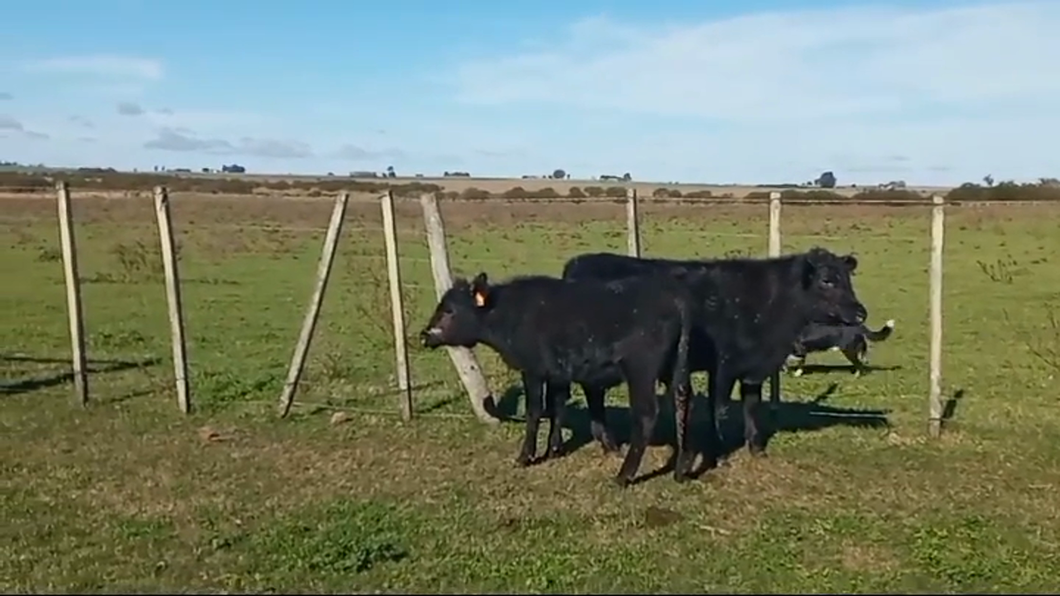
[[45, 184, 950, 435]]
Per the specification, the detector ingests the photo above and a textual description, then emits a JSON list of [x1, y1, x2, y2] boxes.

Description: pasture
[[170, 172, 953, 199], [2, 192, 1060, 593]]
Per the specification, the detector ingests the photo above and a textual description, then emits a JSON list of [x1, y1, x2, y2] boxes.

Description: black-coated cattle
[[418, 271, 696, 486], [785, 319, 895, 377], [558, 247, 867, 462]]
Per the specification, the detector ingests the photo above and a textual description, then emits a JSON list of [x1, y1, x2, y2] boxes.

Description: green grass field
[[3, 194, 1060, 593]]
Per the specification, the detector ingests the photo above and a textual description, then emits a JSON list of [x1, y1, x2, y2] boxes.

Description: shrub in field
[[502, 186, 529, 199], [533, 187, 561, 199], [604, 186, 626, 198], [684, 190, 713, 199], [583, 186, 605, 198], [946, 181, 1060, 202], [646, 187, 685, 199], [848, 189, 923, 202], [567, 186, 586, 199], [460, 187, 491, 201]]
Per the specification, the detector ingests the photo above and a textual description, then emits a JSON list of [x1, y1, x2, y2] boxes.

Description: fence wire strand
[[10, 185, 1060, 425]]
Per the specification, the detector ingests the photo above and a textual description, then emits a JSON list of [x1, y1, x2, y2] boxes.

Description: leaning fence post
[[420, 192, 500, 424], [380, 190, 413, 421], [928, 194, 946, 437], [626, 188, 641, 257], [55, 181, 89, 407], [153, 186, 191, 414], [277, 192, 349, 418]]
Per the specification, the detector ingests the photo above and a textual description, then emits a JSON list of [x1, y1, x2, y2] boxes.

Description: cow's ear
[[843, 254, 858, 272], [470, 272, 490, 308]]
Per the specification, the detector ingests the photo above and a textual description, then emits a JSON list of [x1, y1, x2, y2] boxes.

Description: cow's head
[[801, 248, 867, 325], [420, 271, 493, 349]]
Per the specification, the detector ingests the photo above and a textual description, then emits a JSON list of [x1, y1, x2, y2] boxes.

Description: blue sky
[[0, 0, 1057, 185]]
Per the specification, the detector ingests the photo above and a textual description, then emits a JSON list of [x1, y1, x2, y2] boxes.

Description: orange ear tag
[[473, 291, 487, 307]]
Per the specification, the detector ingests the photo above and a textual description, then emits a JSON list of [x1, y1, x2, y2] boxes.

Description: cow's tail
[[671, 294, 694, 470], [864, 319, 896, 342]]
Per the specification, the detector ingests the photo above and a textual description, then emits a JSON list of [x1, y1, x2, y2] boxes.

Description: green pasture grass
[[2, 198, 1060, 593]]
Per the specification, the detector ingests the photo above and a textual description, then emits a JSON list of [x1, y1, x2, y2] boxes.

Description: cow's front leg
[[516, 372, 545, 467]]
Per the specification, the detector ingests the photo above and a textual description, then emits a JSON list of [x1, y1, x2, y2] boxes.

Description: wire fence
[[4, 185, 1060, 434]]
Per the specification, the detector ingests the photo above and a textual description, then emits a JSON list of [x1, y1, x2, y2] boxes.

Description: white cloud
[[444, 1, 1060, 183], [21, 54, 163, 80], [454, 2, 1060, 122]]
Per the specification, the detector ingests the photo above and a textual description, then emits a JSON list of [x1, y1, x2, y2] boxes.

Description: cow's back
[[485, 275, 687, 384], [563, 252, 817, 379], [688, 257, 812, 377]]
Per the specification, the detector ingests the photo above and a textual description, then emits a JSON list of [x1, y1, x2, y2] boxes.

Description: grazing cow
[[558, 248, 867, 461], [418, 271, 696, 486], [785, 319, 896, 377]]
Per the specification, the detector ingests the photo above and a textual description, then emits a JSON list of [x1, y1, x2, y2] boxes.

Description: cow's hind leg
[[740, 381, 767, 457], [584, 384, 619, 454], [516, 372, 545, 467], [672, 378, 695, 482], [543, 382, 569, 460], [614, 368, 659, 488], [704, 362, 736, 469]]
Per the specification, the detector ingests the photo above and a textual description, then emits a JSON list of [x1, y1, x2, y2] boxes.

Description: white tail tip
[[885, 319, 896, 328]]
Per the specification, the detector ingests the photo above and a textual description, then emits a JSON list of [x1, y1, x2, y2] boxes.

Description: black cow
[[418, 272, 696, 486], [557, 247, 866, 461], [785, 319, 895, 377]]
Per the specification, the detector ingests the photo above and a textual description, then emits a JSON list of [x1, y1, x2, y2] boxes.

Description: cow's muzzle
[[420, 328, 442, 348]]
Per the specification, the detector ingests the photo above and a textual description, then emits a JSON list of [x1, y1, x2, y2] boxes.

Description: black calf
[[419, 272, 695, 486], [786, 319, 896, 377]]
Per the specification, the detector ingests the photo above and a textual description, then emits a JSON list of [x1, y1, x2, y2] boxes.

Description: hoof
[[748, 445, 768, 458], [546, 445, 566, 460], [612, 475, 632, 489], [514, 454, 535, 468], [792, 368, 804, 377], [599, 439, 620, 455], [673, 471, 692, 484]]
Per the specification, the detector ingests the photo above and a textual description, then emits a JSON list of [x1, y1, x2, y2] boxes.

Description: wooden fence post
[[626, 188, 641, 257], [277, 192, 349, 418], [768, 191, 782, 257], [380, 190, 413, 421], [55, 181, 88, 407], [152, 186, 191, 414], [928, 194, 946, 437], [767, 191, 782, 405], [420, 192, 500, 424]]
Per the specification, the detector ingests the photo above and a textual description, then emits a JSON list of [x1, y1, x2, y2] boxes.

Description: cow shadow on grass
[[490, 381, 890, 485], [791, 363, 902, 376], [0, 354, 161, 398]]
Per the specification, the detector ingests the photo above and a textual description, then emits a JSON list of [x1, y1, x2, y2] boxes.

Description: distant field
[[3, 192, 1059, 592], [174, 171, 954, 198]]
